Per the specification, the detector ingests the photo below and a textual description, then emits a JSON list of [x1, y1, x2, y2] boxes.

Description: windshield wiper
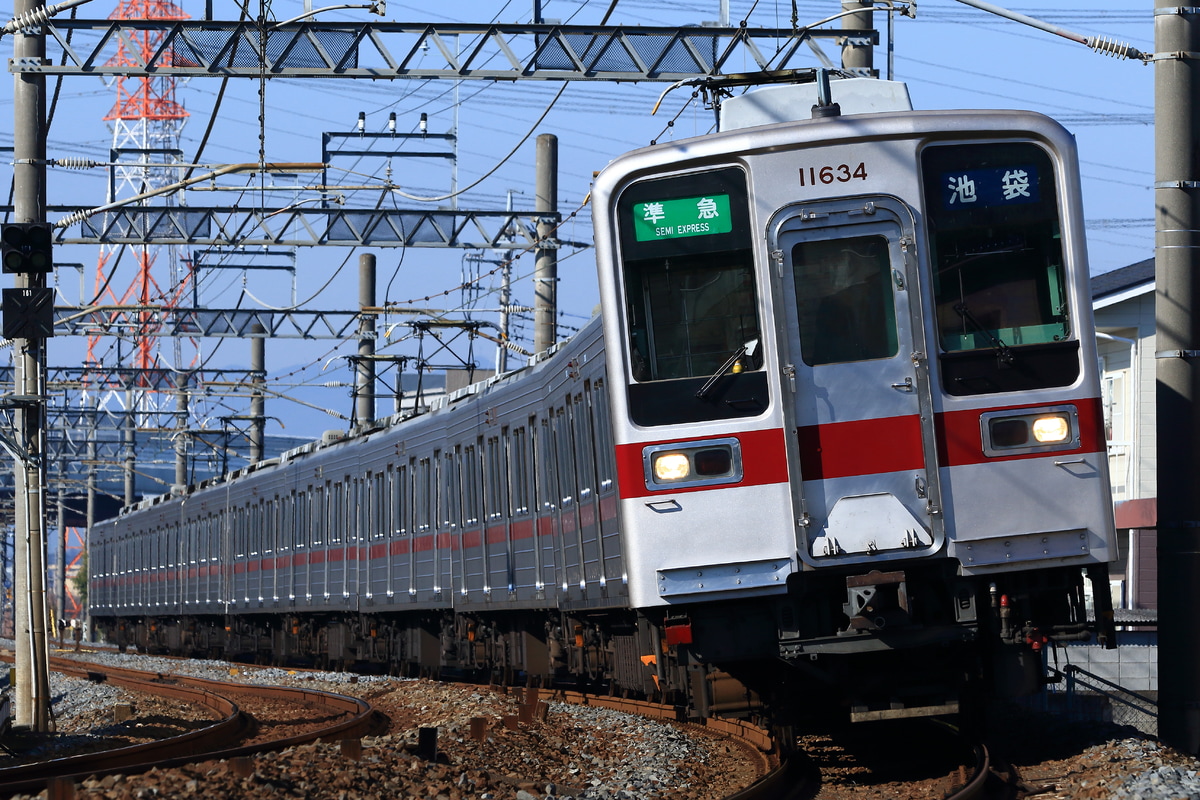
[[953, 303, 1014, 366], [696, 339, 759, 400]]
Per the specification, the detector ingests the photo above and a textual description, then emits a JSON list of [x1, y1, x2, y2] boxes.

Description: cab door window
[[793, 234, 897, 366]]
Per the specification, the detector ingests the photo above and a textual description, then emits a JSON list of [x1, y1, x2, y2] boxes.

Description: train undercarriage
[[94, 561, 1113, 732]]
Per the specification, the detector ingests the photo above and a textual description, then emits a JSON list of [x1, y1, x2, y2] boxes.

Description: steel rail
[[952, 742, 993, 800], [0, 655, 382, 795], [0, 658, 247, 795]]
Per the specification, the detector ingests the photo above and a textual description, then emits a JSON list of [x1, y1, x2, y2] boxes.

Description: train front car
[[593, 97, 1117, 723]]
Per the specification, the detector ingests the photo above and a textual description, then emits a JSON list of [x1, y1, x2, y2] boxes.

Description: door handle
[[891, 377, 913, 391]]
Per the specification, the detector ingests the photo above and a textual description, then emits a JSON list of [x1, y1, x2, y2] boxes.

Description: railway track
[[0, 654, 382, 797], [4, 650, 998, 800], [797, 717, 993, 800]]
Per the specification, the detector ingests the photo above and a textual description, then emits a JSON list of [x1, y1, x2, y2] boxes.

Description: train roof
[[105, 312, 604, 519], [719, 77, 913, 130]]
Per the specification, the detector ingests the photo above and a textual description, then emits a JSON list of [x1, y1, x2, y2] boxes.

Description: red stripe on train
[[796, 414, 924, 481], [937, 397, 1106, 466], [793, 398, 1106, 480], [614, 428, 790, 499]]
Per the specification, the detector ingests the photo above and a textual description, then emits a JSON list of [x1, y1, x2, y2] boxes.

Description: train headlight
[[981, 406, 1079, 456], [653, 453, 691, 481], [643, 437, 743, 490], [1031, 415, 1070, 443]]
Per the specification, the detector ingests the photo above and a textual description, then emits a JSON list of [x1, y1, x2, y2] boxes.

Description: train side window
[[252, 504, 262, 555], [485, 435, 507, 521], [510, 426, 531, 516], [592, 381, 615, 490], [313, 485, 326, 546], [463, 445, 481, 526], [922, 141, 1079, 395], [536, 417, 555, 512], [359, 478, 371, 544], [394, 464, 409, 537], [571, 392, 596, 498], [372, 473, 386, 539], [415, 457, 431, 534], [299, 488, 311, 549], [281, 494, 293, 551], [553, 408, 575, 506], [210, 514, 220, 562], [792, 234, 897, 366], [329, 482, 343, 544], [441, 450, 460, 530], [351, 479, 363, 544], [234, 507, 245, 558]]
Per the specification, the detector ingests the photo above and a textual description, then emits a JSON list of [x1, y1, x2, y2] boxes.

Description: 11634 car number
[[799, 162, 868, 186]]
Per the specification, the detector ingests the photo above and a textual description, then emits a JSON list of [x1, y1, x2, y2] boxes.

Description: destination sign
[[940, 164, 1040, 210], [632, 194, 733, 242]]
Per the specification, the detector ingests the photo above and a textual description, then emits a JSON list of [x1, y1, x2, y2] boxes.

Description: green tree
[[71, 550, 87, 609]]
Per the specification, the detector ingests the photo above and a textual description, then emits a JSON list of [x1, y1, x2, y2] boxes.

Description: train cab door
[[770, 196, 944, 565]]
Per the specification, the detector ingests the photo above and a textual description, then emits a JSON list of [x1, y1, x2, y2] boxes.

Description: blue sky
[[0, 0, 1157, 440]]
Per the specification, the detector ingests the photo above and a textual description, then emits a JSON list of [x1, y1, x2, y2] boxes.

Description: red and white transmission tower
[[86, 0, 191, 383]]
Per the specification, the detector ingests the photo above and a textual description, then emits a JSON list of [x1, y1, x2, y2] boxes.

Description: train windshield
[[616, 167, 767, 426], [623, 252, 760, 381], [922, 142, 1078, 395]]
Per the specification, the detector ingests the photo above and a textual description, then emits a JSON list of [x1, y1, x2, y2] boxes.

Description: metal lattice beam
[[53, 306, 478, 339], [26, 21, 863, 80], [33, 206, 554, 248]]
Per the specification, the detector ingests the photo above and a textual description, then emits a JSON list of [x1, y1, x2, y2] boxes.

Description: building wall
[[1094, 290, 1156, 503], [1132, 528, 1158, 610], [1056, 634, 1158, 693]]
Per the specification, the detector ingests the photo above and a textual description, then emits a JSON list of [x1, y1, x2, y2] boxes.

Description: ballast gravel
[[20, 643, 1200, 800], [13, 644, 764, 800]]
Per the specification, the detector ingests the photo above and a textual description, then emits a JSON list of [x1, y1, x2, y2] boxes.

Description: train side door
[[771, 197, 943, 564]]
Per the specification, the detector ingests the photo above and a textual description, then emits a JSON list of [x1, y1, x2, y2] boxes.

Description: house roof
[[1092, 258, 1153, 302]]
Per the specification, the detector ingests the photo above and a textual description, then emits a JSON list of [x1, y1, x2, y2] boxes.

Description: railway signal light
[[1, 223, 53, 274]]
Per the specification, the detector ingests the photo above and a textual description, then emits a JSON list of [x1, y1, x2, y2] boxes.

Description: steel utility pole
[[533, 134, 558, 355], [249, 325, 265, 463], [11, 0, 52, 732], [840, 1, 874, 74], [174, 372, 189, 487], [1155, 0, 1200, 757], [356, 253, 377, 428]]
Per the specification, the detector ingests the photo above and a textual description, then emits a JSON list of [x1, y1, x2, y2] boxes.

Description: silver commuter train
[[91, 82, 1117, 723]]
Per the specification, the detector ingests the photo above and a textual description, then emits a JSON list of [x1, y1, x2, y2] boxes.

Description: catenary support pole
[[86, 395, 96, 641], [1155, 0, 1200, 757], [840, 0, 874, 74], [356, 253, 377, 428], [12, 0, 51, 732], [533, 134, 558, 355], [250, 325, 265, 463], [175, 371, 189, 488], [123, 387, 135, 506], [57, 487, 65, 637]]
